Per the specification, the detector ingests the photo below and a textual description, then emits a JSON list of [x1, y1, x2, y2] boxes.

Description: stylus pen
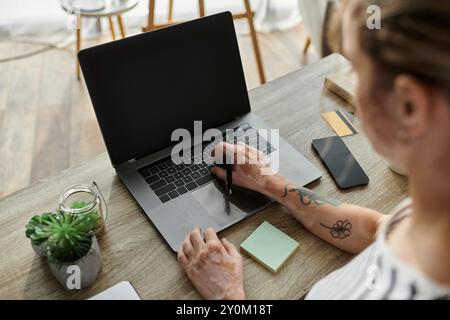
[[226, 164, 233, 195]]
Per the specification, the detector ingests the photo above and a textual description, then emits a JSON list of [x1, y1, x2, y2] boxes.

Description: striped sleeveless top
[[305, 198, 450, 299]]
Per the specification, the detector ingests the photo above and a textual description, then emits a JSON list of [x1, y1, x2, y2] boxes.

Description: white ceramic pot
[[31, 240, 47, 257], [48, 236, 102, 290]]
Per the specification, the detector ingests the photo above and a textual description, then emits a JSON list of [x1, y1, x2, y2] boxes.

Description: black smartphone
[[312, 136, 369, 189]]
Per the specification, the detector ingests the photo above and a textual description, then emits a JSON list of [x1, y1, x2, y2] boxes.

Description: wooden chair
[[61, 0, 139, 79], [142, 0, 266, 84], [74, 15, 124, 79]]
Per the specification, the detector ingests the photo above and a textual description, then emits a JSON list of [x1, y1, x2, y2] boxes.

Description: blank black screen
[[78, 12, 250, 165], [312, 136, 369, 189]]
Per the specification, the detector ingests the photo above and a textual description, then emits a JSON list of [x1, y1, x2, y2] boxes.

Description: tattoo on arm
[[281, 183, 348, 239], [320, 220, 352, 239], [281, 183, 340, 207]]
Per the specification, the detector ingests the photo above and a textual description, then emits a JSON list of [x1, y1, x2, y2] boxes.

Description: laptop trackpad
[[191, 180, 272, 227]]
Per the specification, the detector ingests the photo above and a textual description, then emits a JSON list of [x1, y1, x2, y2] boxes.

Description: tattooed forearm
[[320, 220, 352, 239], [281, 183, 340, 207]]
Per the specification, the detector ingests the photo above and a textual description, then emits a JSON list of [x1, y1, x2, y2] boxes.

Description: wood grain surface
[[0, 54, 408, 300]]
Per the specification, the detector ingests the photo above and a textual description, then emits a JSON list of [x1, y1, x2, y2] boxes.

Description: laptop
[[78, 12, 321, 252]]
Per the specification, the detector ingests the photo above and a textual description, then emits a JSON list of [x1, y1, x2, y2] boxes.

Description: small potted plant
[[45, 211, 102, 289], [25, 213, 54, 257]]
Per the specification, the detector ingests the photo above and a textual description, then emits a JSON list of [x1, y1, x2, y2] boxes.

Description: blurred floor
[[0, 23, 318, 199]]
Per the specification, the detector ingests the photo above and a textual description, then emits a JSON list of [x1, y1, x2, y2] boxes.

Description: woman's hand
[[211, 142, 286, 198], [178, 227, 245, 300]]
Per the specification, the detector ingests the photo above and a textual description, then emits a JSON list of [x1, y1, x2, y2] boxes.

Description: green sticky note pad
[[240, 221, 299, 273]]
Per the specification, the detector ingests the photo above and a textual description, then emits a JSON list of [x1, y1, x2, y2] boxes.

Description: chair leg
[[108, 17, 116, 40], [303, 37, 311, 54], [144, 0, 156, 32], [243, 0, 265, 84], [198, 0, 205, 17], [168, 0, 174, 22], [117, 15, 126, 38], [76, 16, 81, 80]]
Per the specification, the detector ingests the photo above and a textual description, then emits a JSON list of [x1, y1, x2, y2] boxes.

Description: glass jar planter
[[59, 181, 108, 236]]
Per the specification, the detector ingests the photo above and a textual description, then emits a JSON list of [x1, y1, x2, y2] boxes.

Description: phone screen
[[312, 136, 369, 189]]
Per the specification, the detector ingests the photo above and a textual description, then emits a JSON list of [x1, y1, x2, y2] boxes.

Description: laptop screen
[[78, 12, 251, 166]]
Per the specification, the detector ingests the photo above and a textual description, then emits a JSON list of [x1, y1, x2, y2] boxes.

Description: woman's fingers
[[211, 166, 226, 180], [189, 227, 205, 250], [221, 238, 240, 258], [177, 245, 189, 265], [211, 141, 265, 166], [204, 227, 219, 243], [212, 142, 242, 164], [182, 232, 194, 257], [177, 228, 245, 300], [212, 142, 231, 162]]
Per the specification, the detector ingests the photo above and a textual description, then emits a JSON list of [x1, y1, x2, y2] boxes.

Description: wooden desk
[[0, 54, 407, 299]]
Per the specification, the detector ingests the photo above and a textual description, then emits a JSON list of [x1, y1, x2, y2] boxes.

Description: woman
[[177, 0, 450, 299]]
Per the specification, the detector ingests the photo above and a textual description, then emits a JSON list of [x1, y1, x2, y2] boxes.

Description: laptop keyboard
[[138, 123, 275, 203]]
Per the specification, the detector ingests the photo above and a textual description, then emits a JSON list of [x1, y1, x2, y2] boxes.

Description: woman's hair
[[328, 0, 450, 96]]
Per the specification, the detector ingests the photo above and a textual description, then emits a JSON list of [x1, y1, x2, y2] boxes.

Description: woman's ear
[[392, 75, 433, 143]]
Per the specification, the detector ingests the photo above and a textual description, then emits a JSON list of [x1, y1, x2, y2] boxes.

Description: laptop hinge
[[128, 158, 137, 164]]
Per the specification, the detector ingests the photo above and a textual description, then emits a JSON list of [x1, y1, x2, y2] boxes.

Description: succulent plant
[[25, 201, 100, 262], [45, 211, 99, 263], [25, 212, 54, 244]]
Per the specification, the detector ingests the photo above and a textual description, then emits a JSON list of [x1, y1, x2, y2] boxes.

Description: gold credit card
[[321, 110, 358, 137]]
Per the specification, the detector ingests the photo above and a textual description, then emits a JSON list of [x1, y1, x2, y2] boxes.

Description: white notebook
[[88, 281, 141, 300]]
